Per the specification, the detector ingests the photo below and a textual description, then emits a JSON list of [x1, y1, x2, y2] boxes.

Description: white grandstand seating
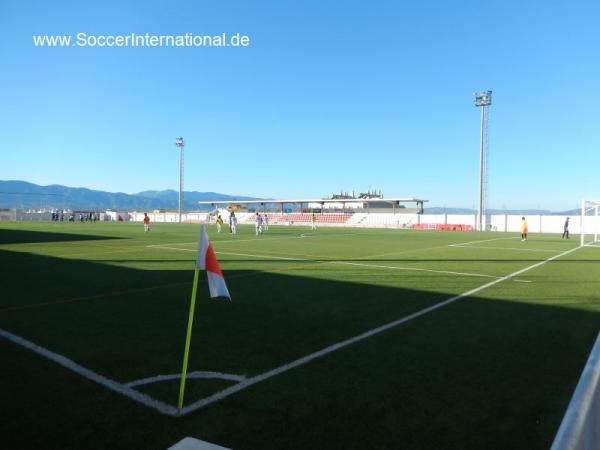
[[213, 211, 422, 228], [236, 212, 354, 225], [347, 213, 416, 228], [220, 212, 419, 228]]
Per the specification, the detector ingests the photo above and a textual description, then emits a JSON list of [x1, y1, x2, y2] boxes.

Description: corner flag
[[196, 225, 231, 299], [178, 225, 230, 410]]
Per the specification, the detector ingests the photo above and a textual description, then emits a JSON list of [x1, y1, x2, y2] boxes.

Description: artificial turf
[[1, 221, 599, 449]]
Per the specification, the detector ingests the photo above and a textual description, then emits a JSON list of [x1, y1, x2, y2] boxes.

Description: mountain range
[[0, 180, 579, 215], [0, 180, 259, 210]]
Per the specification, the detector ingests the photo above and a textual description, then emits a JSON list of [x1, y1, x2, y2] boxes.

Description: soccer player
[[520, 217, 528, 241], [311, 213, 317, 230], [263, 214, 269, 231], [143, 213, 150, 233], [562, 217, 570, 239], [216, 214, 224, 233], [230, 211, 238, 235], [255, 212, 263, 235]]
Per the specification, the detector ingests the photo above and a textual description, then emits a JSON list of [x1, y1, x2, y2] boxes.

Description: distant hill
[[0, 180, 260, 210], [1, 181, 579, 214], [136, 189, 258, 204]]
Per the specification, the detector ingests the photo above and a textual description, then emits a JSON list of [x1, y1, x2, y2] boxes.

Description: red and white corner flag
[[196, 225, 231, 299], [178, 225, 231, 409]]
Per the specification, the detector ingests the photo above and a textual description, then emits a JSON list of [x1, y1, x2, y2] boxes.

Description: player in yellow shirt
[[520, 217, 528, 241]]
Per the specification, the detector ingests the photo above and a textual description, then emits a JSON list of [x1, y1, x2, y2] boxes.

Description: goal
[[580, 199, 600, 247]]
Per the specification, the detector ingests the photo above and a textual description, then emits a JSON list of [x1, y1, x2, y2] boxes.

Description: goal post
[[580, 199, 600, 247]]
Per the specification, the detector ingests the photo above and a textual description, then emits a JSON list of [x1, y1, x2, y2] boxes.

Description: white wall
[[447, 215, 477, 227], [105, 210, 131, 221], [347, 213, 416, 228], [129, 211, 208, 223], [344, 213, 584, 234], [414, 214, 581, 234], [124, 210, 598, 235]]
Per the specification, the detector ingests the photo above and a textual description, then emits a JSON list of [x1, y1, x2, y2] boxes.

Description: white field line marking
[[179, 244, 581, 415], [333, 261, 532, 283], [216, 250, 317, 262], [126, 371, 247, 388], [147, 242, 197, 248], [298, 232, 363, 238], [451, 245, 560, 253], [146, 232, 366, 250], [147, 245, 196, 252], [0, 327, 179, 416], [330, 261, 497, 278], [148, 246, 526, 281], [148, 247, 318, 262], [208, 236, 307, 244], [449, 237, 519, 247], [153, 233, 322, 247], [146, 235, 307, 250], [213, 250, 497, 279]]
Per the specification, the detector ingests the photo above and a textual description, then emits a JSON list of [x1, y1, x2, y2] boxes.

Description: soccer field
[[1, 221, 600, 450]]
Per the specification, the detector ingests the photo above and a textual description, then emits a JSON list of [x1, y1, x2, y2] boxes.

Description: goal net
[[580, 199, 600, 247]]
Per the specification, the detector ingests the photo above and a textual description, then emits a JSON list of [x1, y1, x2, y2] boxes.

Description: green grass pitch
[[1, 221, 599, 449]]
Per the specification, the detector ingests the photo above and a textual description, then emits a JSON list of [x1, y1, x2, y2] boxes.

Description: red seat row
[[244, 213, 353, 224], [412, 223, 473, 231]]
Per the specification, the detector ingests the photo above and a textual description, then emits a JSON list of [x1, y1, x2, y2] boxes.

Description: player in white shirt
[[230, 211, 238, 235], [255, 212, 263, 235], [263, 214, 269, 231]]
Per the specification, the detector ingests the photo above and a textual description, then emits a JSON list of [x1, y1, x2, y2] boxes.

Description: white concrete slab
[[167, 437, 231, 450]]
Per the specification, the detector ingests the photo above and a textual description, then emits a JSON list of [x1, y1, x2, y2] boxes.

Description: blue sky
[[1, 0, 598, 210]]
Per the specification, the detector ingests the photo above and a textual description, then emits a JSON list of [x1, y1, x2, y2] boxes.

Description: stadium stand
[[227, 212, 422, 229], [237, 212, 354, 225]]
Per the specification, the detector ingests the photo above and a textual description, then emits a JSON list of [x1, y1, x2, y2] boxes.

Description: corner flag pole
[[178, 267, 201, 410]]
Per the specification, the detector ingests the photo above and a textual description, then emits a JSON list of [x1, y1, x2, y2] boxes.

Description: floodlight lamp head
[[175, 137, 185, 147], [474, 90, 492, 107]]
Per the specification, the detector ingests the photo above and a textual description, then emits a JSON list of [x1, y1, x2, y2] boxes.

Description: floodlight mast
[[175, 137, 185, 223], [474, 90, 492, 231]]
